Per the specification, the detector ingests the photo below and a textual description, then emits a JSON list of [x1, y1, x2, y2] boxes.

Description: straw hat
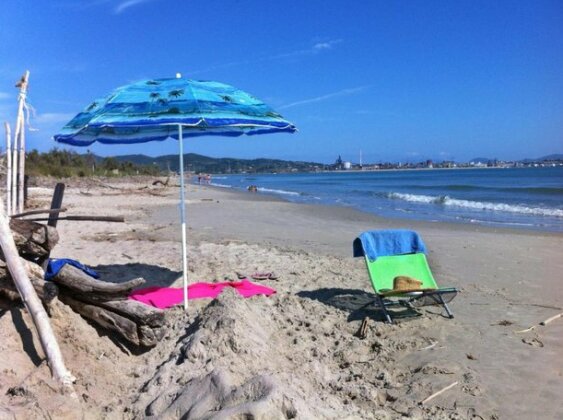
[[380, 276, 435, 296], [393, 276, 423, 291]]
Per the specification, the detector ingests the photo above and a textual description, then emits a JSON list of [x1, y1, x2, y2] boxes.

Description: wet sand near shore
[[1, 177, 561, 418]]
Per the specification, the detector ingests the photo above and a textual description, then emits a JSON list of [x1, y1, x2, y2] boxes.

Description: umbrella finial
[[176, 73, 182, 79]]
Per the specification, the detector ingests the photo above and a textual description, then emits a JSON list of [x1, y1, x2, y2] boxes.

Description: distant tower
[[359, 150, 363, 168]]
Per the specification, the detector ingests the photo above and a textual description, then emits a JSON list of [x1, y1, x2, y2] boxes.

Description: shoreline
[[201, 165, 563, 235], [202, 181, 563, 239]]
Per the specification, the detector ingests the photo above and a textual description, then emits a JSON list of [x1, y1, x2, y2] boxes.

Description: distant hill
[[111, 153, 324, 174], [522, 154, 563, 162], [107, 154, 156, 165]]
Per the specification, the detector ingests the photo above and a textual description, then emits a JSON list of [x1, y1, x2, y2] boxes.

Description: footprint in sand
[[522, 337, 544, 347]]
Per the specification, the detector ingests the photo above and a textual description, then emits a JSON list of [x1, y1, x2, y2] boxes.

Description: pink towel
[[129, 279, 276, 309]]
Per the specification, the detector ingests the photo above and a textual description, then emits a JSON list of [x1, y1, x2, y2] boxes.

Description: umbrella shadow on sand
[[92, 263, 182, 288], [297, 288, 421, 322]]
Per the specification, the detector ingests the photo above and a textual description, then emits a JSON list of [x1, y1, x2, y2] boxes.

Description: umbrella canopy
[[53, 77, 296, 145], [53, 76, 296, 311]]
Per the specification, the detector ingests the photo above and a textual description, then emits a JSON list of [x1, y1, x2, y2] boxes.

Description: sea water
[[206, 167, 563, 232]]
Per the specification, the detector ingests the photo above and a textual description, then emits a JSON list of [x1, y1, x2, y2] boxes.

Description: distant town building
[[343, 161, 351, 170], [334, 155, 344, 170]]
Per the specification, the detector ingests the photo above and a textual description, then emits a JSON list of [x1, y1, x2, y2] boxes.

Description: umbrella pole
[[178, 124, 189, 310]]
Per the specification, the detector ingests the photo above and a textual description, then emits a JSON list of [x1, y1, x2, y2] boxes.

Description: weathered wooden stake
[[0, 195, 75, 390], [10, 120, 18, 215], [15, 71, 30, 214], [4, 122, 11, 215], [17, 117, 25, 213], [48, 183, 65, 228], [24, 174, 29, 207]]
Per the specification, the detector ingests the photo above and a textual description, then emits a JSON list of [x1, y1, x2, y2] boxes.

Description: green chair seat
[[366, 253, 438, 294]]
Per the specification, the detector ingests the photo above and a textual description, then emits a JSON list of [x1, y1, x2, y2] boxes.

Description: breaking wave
[[386, 192, 563, 218], [256, 187, 300, 196], [400, 185, 563, 194]]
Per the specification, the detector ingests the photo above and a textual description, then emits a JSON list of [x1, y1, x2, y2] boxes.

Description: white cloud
[[59, 0, 156, 14], [312, 39, 342, 52], [269, 39, 343, 60], [0, 92, 12, 101], [278, 85, 370, 110], [114, 0, 155, 14]]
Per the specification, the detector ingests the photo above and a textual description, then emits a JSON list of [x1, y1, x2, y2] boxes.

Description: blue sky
[[1, 0, 562, 163]]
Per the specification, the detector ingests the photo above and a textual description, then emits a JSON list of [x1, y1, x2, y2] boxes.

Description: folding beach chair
[[353, 230, 457, 324]]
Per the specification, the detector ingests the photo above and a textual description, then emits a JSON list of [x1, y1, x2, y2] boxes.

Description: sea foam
[[256, 187, 300, 196], [387, 192, 563, 218]]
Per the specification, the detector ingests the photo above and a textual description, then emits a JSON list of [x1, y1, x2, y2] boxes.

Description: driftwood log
[[96, 299, 166, 328], [7, 218, 59, 260], [53, 264, 145, 300], [2, 214, 164, 348], [25, 215, 125, 223], [0, 259, 58, 302], [60, 294, 165, 347], [0, 259, 165, 347], [10, 207, 67, 218], [50, 265, 165, 346]]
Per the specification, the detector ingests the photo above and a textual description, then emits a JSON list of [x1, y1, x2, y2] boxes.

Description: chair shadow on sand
[[92, 263, 182, 288], [297, 287, 422, 323]]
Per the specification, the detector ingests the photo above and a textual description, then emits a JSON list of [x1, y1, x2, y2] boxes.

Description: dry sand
[[0, 176, 562, 419]]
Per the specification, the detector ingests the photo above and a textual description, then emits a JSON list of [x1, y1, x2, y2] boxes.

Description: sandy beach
[[1, 177, 562, 419]]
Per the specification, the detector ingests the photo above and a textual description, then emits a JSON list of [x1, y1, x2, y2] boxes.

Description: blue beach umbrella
[[53, 75, 296, 309]]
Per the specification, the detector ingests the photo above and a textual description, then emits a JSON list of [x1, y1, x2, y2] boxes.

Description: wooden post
[[24, 175, 29, 207], [14, 71, 29, 214], [17, 117, 25, 214], [48, 183, 65, 228], [40, 183, 65, 269], [4, 122, 11, 215], [0, 195, 75, 390], [10, 120, 18, 215]]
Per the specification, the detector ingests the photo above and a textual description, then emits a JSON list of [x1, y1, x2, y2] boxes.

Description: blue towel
[[45, 258, 100, 281], [353, 230, 427, 261]]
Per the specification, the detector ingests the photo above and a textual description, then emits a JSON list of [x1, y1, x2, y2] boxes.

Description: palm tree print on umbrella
[[168, 89, 184, 98]]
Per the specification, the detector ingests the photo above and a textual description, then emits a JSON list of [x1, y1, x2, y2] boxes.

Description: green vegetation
[[9, 149, 323, 178], [25, 149, 162, 178], [112, 153, 324, 174]]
